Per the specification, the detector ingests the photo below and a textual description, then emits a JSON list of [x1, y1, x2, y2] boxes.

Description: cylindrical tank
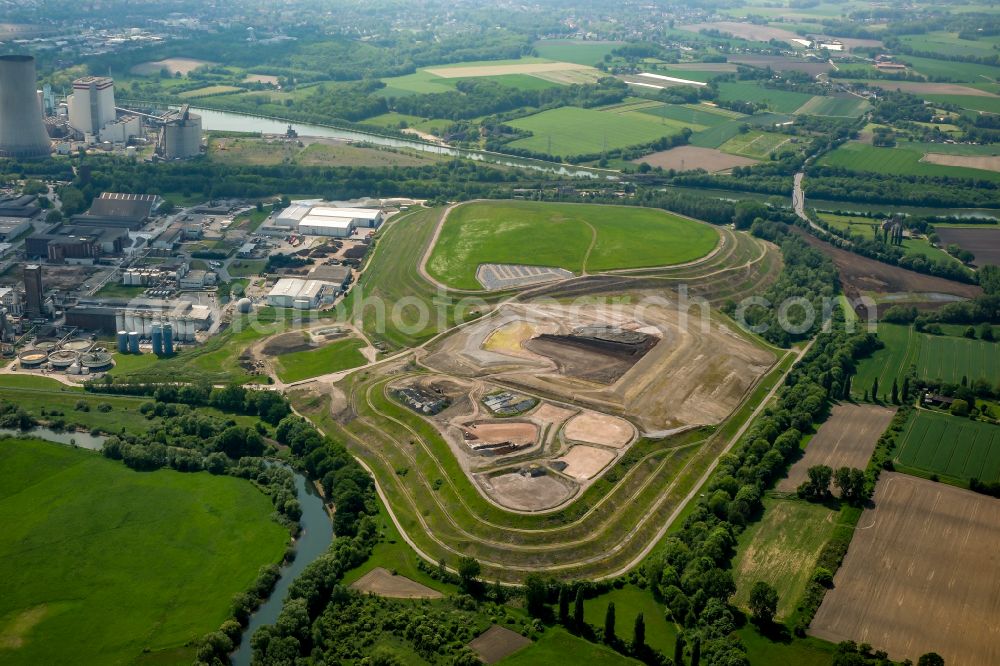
[[236, 297, 252, 314], [127, 331, 140, 354], [0, 56, 51, 159], [151, 322, 163, 356], [116, 330, 128, 353], [162, 322, 173, 356], [160, 112, 202, 159], [115, 311, 125, 331], [142, 314, 153, 338]]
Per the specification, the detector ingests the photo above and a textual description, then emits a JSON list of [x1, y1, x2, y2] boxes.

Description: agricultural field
[[815, 214, 959, 265], [935, 227, 1000, 266], [632, 145, 758, 172], [778, 403, 896, 492], [899, 31, 1000, 58], [533, 40, 622, 66], [901, 55, 1000, 83], [793, 95, 871, 118], [425, 200, 720, 290], [895, 409, 1000, 484], [208, 136, 442, 167], [505, 106, 683, 157], [718, 130, 796, 159], [0, 438, 287, 665], [130, 57, 214, 75], [688, 113, 791, 149], [635, 102, 739, 127], [853, 324, 1000, 391], [714, 82, 815, 114], [273, 337, 368, 383], [923, 93, 1000, 115], [811, 473, 1000, 665], [732, 498, 839, 621], [379, 58, 600, 96], [818, 141, 1000, 182]]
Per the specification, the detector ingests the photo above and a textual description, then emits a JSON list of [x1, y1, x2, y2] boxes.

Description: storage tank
[[127, 331, 140, 354], [151, 322, 163, 356], [159, 109, 202, 159], [162, 322, 173, 356], [116, 330, 128, 353], [115, 311, 126, 331], [236, 297, 253, 314], [0, 56, 51, 159]]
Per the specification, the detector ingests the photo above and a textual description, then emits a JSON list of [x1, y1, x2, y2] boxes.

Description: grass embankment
[[274, 337, 368, 383], [426, 200, 720, 290], [0, 438, 287, 666]]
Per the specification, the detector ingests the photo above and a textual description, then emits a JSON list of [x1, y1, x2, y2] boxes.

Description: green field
[[794, 95, 870, 117], [854, 324, 1000, 392], [923, 93, 1000, 115], [635, 102, 738, 127], [688, 113, 791, 149], [900, 31, 1000, 59], [731, 498, 838, 621], [274, 337, 368, 383], [902, 55, 1000, 83], [719, 130, 795, 158], [583, 586, 678, 654], [715, 82, 815, 113], [819, 141, 1000, 182], [426, 200, 719, 290], [533, 40, 621, 66], [506, 106, 680, 157], [499, 627, 639, 665], [0, 438, 287, 665], [896, 409, 1000, 483]]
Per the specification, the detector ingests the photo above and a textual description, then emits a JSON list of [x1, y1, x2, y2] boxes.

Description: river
[[230, 469, 332, 666], [166, 105, 613, 179], [0, 427, 331, 666]]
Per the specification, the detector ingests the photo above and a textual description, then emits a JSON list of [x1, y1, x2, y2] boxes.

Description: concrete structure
[[152, 224, 183, 249], [0, 194, 40, 218], [67, 299, 209, 339], [99, 114, 141, 144], [0, 217, 32, 241], [23, 264, 43, 319], [0, 287, 22, 316], [0, 55, 50, 159], [157, 107, 202, 159], [266, 278, 331, 309], [68, 76, 116, 137], [307, 264, 351, 292], [178, 269, 211, 289]]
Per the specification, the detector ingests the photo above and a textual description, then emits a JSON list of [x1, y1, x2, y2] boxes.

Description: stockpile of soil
[[525, 327, 658, 384]]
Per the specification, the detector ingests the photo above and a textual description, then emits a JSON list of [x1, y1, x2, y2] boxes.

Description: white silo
[[0, 55, 51, 159]]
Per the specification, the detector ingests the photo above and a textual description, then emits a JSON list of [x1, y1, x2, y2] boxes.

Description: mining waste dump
[[525, 325, 659, 384]]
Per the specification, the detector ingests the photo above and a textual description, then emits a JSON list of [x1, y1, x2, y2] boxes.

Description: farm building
[[266, 278, 333, 309]]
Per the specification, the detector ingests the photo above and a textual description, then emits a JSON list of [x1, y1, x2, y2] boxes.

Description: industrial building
[[65, 298, 210, 338], [0, 217, 32, 241], [266, 278, 333, 309], [71, 192, 161, 230], [275, 203, 384, 235], [157, 106, 202, 159], [0, 194, 40, 218], [26, 225, 127, 262], [23, 264, 43, 319], [67, 76, 127, 143], [0, 55, 51, 159], [307, 264, 351, 292], [0, 287, 22, 316]]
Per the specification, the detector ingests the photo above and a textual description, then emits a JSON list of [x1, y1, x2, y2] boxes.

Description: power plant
[[0, 55, 51, 159], [67, 76, 116, 136]]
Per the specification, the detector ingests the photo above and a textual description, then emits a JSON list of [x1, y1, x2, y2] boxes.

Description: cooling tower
[[0, 55, 51, 159]]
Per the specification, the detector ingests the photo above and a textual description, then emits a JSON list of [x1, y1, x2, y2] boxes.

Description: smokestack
[[0, 55, 51, 159]]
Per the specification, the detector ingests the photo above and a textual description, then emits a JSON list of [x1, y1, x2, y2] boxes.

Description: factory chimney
[[0, 55, 51, 159]]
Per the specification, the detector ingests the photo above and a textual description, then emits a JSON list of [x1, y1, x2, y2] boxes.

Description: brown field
[[872, 81, 998, 97], [243, 74, 280, 85], [794, 227, 981, 302], [349, 567, 443, 599], [729, 55, 832, 76], [680, 21, 800, 43], [209, 136, 440, 167], [563, 412, 634, 448], [669, 62, 739, 73], [533, 69, 604, 85], [810, 473, 1000, 665], [465, 421, 538, 446], [480, 471, 575, 511], [130, 57, 214, 76], [531, 403, 577, 427], [633, 145, 758, 172], [922, 152, 1000, 173], [778, 404, 895, 492], [423, 303, 776, 433], [425, 62, 594, 78], [556, 445, 616, 480], [935, 227, 1000, 267], [467, 625, 532, 664], [261, 332, 312, 356]]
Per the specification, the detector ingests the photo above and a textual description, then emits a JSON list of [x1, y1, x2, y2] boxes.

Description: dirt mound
[[564, 412, 635, 448], [525, 328, 657, 384], [262, 332, 313, 356]]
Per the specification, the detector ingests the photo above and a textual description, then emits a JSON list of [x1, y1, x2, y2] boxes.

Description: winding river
[[0, 428, 331, 666]]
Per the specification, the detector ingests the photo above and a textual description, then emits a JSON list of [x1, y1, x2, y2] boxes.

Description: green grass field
[[923, 93, 1000, 115], [900, 31, 1000, 59], [794, 95, 870, 117], [426, 201, 719, 290], [819, 141, 1000, 182], [95, 282, 146, 299], [896, 410, 1000, 483], [583, 585, 678, 654], [715, 82, 815, 113], [274, 337, 368, 383], [506, 106, 680, 157], [854, 324, 1000, 392], [719, 130, 795, 158], [688, 113, 791, 149], [635, 102, 738, 127], [902, 55, 1000, 83], [533, 40, 622, 66], [731, 498, 838, 621], [499, 627, 639, 665], [0, 438, 287, 665]]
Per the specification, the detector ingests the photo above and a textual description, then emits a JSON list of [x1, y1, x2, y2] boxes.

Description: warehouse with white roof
[[266, 278, 334, 309], [274, 202, 384, 236]]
